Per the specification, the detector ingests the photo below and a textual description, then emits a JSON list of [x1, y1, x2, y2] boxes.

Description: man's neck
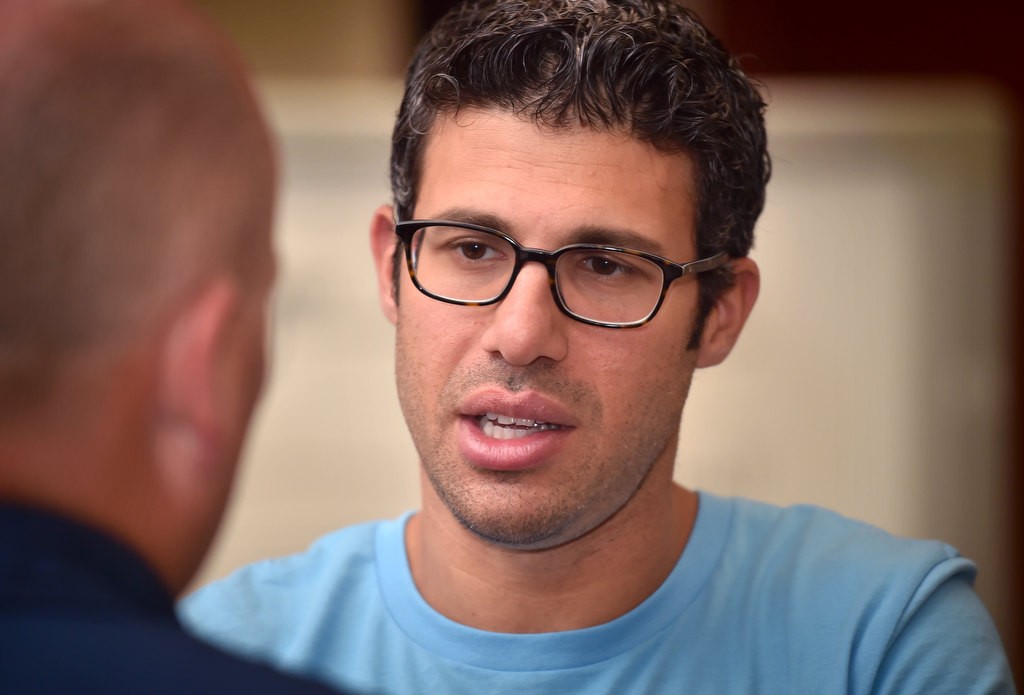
[[406, 476, 697, 633]]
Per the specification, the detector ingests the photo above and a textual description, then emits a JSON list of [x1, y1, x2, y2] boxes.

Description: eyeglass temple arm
[[682, 251, 730, 275]]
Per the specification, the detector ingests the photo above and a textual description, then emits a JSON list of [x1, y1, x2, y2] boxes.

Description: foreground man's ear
[[154, 278, 240, 483], [370, 204, 399, 325], [695, 257, 760, 368]]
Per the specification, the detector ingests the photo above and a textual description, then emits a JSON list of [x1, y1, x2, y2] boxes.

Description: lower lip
[[456, 416, 570, 471]]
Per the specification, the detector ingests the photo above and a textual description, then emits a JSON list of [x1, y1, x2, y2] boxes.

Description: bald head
[[0, 0, 279, 593], [0, 0, 276, 410]]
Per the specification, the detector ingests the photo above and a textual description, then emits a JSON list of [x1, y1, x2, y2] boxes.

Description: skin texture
[[371, 108, 759, 632], [0, 0, 277, 595]]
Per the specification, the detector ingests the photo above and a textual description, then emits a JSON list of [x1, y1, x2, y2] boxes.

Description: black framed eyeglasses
[[395, 220, 729, 329]]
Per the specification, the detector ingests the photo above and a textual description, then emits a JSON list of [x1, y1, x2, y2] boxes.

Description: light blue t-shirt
[[181, 493, 1015, 694]]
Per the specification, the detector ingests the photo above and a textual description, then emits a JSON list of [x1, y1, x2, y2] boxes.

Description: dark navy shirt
[[0, 505, 346, 694]]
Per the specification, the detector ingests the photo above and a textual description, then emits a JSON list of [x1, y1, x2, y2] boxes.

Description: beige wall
[[680, 79, 1012, 630], [193, 0, 414, 78]]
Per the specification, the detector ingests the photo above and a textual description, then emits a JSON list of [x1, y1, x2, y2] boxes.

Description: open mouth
[[478, 412, 563, 440]]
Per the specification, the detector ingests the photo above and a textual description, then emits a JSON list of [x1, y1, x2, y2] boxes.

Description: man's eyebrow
[[426, 207, 671, 257], [428, 208, 509, 232], [566, 225, 669, 257]]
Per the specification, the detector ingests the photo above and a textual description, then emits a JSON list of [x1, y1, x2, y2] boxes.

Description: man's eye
[[583, 255, 627, 276], [457, 242, 489, 260]]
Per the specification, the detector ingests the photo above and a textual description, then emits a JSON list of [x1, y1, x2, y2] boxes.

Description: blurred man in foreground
[[0, 1, 343, 692], [183, 1, 1016, 692]]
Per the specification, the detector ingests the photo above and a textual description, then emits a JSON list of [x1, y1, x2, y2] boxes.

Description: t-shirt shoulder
[[178, 516, 402, 660], [709, 494, 978, 667], [719, 493, 967, 581]]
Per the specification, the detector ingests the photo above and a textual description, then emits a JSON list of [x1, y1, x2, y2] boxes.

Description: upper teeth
[[479, 412, 560, 439], [486, 412, 543, 428]]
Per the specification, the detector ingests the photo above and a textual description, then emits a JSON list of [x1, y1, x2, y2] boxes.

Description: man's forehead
[[419, 106, 696, 179], [423, 106, 652, 149], [414, 107, 698, 251]]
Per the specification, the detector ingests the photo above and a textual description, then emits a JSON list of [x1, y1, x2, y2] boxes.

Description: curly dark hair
[[390, 0, 770, 346]]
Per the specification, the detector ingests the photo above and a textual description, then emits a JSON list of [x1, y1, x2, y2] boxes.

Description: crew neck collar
[[376, 490, 732, 671]]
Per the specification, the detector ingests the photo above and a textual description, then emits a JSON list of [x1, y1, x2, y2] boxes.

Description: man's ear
[[696, 257, 760, 368], [370, 204, 399, 325], [154, 278, 240, 476]]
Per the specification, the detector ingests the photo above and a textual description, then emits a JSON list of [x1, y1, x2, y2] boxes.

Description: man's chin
[[443, 498, 586, 551]]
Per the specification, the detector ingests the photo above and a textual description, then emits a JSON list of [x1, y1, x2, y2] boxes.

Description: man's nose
[[478, 262, 570, 366]]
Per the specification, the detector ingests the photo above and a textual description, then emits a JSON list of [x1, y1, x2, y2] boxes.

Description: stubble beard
[[398, 352, 692, 551]]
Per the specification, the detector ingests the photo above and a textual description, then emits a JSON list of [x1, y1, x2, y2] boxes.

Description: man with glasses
[[182, 0, 1015, 692]]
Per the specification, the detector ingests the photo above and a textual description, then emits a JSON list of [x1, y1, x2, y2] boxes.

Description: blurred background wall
[[190, 0, 1022, 680]]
